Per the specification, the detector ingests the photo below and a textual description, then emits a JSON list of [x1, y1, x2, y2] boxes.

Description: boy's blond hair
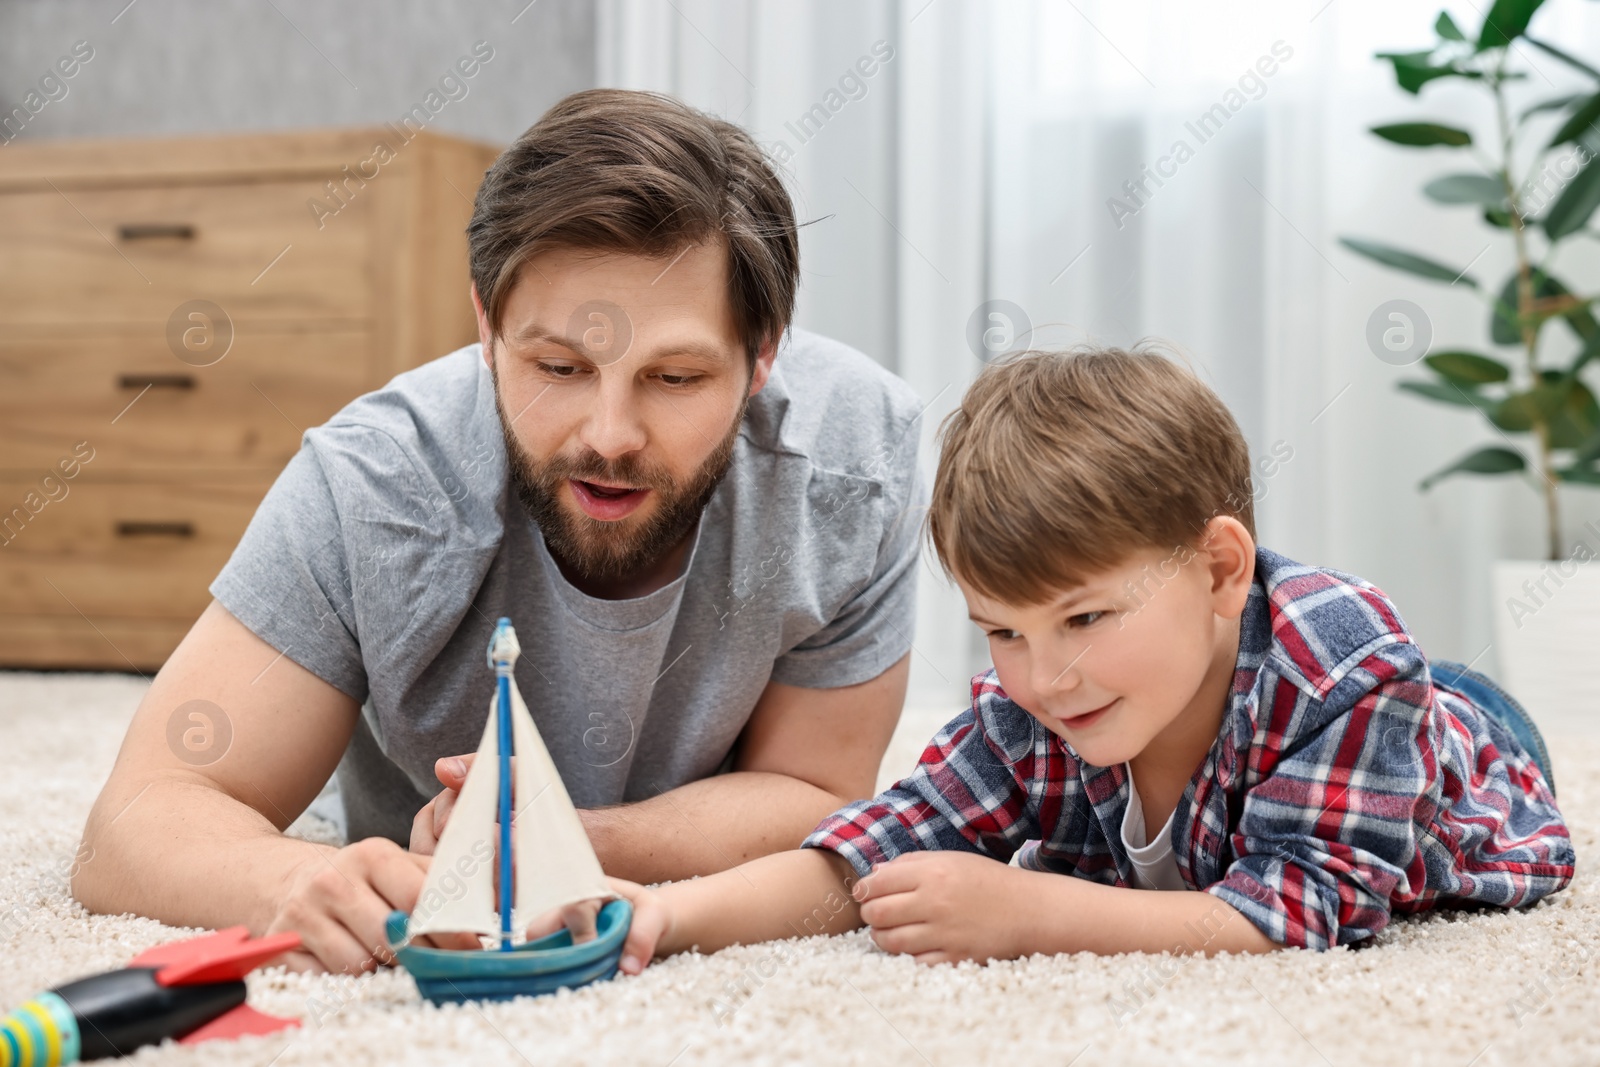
[[927, 344, 1256, 606]]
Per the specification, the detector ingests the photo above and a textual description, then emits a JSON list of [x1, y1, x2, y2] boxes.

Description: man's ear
[[471, 282, 494, 368], [1202, 516, 1256, 619], [746, 332, 781, 398]]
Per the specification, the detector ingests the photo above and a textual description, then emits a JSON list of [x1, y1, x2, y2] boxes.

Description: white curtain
[[598, 0, 1600, 707]]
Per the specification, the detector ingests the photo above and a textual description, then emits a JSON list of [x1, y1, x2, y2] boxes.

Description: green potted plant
[[1340, 0, 1600, 731]]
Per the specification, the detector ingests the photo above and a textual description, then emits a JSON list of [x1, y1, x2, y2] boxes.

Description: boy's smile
[[1054, 697, 1119, 730], [958, 518, 1256, 805]]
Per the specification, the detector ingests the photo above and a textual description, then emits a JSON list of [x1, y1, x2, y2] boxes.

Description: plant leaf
[[1491, 272, 1524, 345], [1370, 121, 1473, 146], [1525, 35, 1600, 81], [1483, 205, 1524, 228], [1423, 173, 1507, 206], [1426, 350, 1512, 383], [1339, 236, 1478, 285], [1398, 380, 1492, 407], [1477, 0, 1546, 51], [1572, 426, 1600, 466], [1492, 391, 1541, 431], [1569, 329, 1600, 377], [1553, 397, 1600, 449], [1549, 92, 1600, 147], [1557, 465, 1600, 484], [1545, 151, 1600, 238], [1490, 268, 1592, 344], [1522, 92, 1589, 122], [1436, 10, 1467, 40], [1420, 446, 1527, 489], [1537, 371, 1600, 448], [1571, 303, 1600, 346], [1376, 51, 1475, 95]]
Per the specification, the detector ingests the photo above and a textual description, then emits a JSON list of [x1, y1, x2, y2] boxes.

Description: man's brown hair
[[468, 88, 800, 363], [927, 345, 1256, 606]]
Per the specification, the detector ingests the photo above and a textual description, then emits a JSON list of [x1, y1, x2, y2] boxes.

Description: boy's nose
[[1035, 647, 1087, 694]]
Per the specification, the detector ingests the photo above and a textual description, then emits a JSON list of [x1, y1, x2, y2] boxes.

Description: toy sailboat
[[385, 618, 632, 1004]]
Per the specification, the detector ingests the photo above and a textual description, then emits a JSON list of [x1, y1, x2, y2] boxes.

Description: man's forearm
[[73, 773, 332, 935], [584, 771, 847, 884], [1019, 869, 1280, 957]]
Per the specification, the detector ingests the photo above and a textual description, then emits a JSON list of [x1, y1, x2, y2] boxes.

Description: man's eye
[[1067, 611, 1106, 629], [536, 362, 581, 378], [657, 373, 701, 387]]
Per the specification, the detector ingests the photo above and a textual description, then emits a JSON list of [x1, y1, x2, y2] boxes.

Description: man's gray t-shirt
[[210, 328, 928, 845]]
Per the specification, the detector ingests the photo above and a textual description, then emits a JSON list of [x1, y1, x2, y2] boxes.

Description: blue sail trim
[[496, 667, 514, 952]]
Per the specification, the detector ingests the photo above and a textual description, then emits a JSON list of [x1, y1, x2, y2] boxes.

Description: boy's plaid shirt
[[803, 547, 1575, 949]]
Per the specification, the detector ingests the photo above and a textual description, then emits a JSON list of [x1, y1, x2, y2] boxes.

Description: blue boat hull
[[386, 898, 633, 1004]]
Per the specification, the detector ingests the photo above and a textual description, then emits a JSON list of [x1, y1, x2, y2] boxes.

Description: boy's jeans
[[1434, 659, 1557, 798]]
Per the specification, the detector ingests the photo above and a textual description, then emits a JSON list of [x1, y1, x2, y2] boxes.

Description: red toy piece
[[129, 926, 302, 988], [177, 1004, 300, 1045]]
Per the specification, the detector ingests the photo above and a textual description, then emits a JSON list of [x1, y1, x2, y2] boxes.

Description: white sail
[[509, 679, 613, 931], [407, 619, 611, 944], [407, 697, 504, 939]]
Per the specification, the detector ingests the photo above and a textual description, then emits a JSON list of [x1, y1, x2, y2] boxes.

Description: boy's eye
[[1067, 611, 1106, 629], [986, 629, 1019, 642]]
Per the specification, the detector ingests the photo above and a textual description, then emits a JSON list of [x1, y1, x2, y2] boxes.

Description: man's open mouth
[[567, 478, 653, 521], [577, 480, 642, 499]]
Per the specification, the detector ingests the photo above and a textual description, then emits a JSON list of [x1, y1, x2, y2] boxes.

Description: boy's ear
[[1201, 516, 1255, 619]]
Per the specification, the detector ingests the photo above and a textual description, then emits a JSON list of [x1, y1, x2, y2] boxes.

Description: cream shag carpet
[[1, 670, 1596, 1067]]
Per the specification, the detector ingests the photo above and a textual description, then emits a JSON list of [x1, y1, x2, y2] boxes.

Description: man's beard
[[492, 365, 746, 583]]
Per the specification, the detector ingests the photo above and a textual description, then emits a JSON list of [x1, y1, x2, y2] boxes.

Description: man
[[73, 89, 927, 975]]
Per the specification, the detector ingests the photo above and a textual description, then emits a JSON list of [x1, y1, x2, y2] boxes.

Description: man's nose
[[578, 373, 647, 461]]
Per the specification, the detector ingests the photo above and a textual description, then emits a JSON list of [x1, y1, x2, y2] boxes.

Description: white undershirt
[[1120, 763, 1187, 891]]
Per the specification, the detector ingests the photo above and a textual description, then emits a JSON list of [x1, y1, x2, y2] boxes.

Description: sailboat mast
[[491, 618, 517, 952]]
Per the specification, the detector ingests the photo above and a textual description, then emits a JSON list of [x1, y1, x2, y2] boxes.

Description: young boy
[[570, 346, 1574, 968]]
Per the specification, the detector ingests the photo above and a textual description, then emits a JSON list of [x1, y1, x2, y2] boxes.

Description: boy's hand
[[519, 877, 675, 977], [522, 896, 606, 944], [852, 851, 1033, 965]]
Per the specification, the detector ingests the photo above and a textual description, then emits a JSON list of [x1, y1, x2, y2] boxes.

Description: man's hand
[[852, 851, 1035, 965], [414, 753, 563, 855], [410, 755, 478, 855], [267, 837, 478, 974]]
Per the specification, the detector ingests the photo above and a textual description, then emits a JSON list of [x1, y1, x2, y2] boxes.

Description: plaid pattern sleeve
[[1205, 555, 1575, 950], [801, 673, 1064, 877]]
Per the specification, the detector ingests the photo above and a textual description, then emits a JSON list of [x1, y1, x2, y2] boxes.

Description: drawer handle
[[117, 223, 196, 241], [115, 521, 195, 539], [118, 373, 195, 390]]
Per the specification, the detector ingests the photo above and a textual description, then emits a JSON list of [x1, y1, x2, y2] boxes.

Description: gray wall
[[0, 0, 594, 147]]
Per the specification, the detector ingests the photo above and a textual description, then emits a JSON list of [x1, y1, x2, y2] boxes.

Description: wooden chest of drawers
[[0, 127, 502, 670]]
